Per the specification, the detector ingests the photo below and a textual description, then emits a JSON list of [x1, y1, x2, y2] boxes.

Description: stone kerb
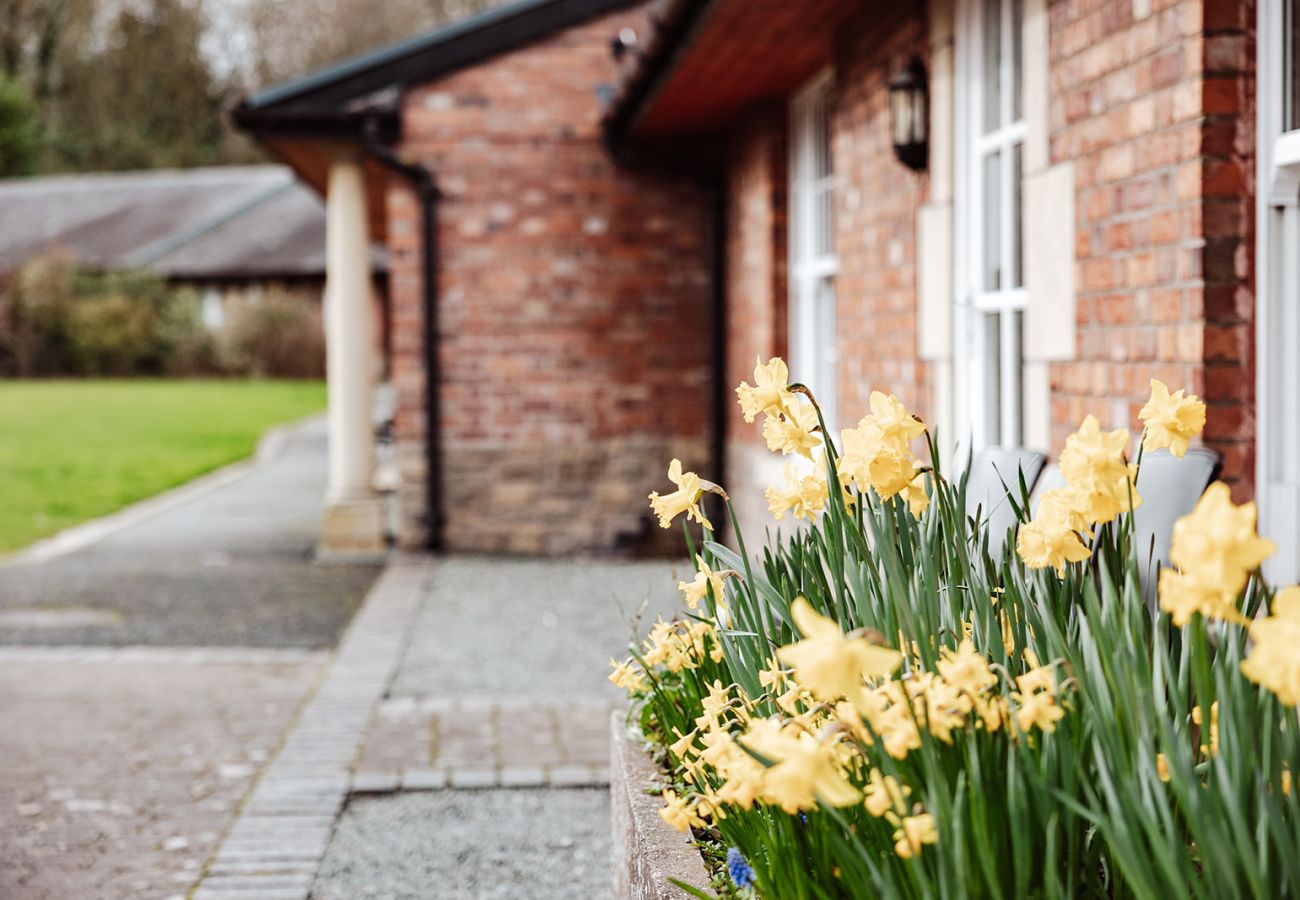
[[609, 712, 712, 900]]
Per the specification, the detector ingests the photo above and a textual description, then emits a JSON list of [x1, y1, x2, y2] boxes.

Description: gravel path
[[390, 556, 684, 700], [0, 416, 381, 648], [312, 789, 612, 900]]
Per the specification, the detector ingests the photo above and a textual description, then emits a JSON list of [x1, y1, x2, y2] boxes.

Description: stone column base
[[320, 496, 387, 557]]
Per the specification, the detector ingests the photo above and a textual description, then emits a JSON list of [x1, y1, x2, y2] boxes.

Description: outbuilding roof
[[0, 166, 383, 282]]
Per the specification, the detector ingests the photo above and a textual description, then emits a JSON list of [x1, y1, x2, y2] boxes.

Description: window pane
[[815, 276, 838, 426], [983, 150, 1002, 291], [1012, 0, 1024, 122], [1012, 142, 1023, 288], [1290, 0, 1300, 130], [983, 0, 1002, 133], [983, 312, 1002, 444], [817, 97, 833, 179], [1012, 310, 1024, 445], [814, 185, 833, 258]]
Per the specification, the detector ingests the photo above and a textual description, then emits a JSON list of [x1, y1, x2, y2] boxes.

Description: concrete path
[[187, 555, 684, 899], [0, 415, 381, 648], [0, 647, 326, 900], [0, 415, 383, 899], [311, 557, 683, 899]]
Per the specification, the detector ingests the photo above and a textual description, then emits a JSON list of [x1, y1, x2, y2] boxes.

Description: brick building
[[235, 0, 1298, 582]]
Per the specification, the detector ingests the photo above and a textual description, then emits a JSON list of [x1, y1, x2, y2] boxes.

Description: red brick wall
[[832, 7, 932, 425], [1049, 0, 1256, 494], [722, 106, 789, 531], [724, 106, 789, 447], [387, 7, 714, 553]]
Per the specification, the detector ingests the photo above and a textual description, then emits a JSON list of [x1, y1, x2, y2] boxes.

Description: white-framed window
[[1257, 0, 1300, 583], [790, 72, 839, 429], [956, 0, 1026, 449]]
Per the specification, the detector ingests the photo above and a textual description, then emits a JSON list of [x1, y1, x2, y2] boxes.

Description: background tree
[[0, 72, 40, 175]]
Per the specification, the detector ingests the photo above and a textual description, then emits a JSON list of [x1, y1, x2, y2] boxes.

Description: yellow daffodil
[[900, 467, 931, 518], [678, 555, 728, 610], [1242, 586, 1300, 705], [659, 789, 705, 833], [876, 700, 923, 760], [762, 401, 822, 459], [669, 728, 699, 760], [838, 420, 919, 500], [740, 718, 861, 813], [1156, 753, 1171, 783], [866, 391, 926, 446], [1160, 482, 1275, 625], [937, 640, 997, 695], [1140, 379, 1206, 458], [921, 679, 969, 743], [863, 769, 910, 817], [736, 356, 795, 423], [1016, 514, 1092, 576], [893, 812, 938, 859], [766, 462, 829, 521], [1158, 568, 1247, 627], [776, 598, 902, 708], [1013, 688, 1065, 734], [608, 657, 647, 692], [648, 458, 714, 531], [1058, 415, 1143, 524]]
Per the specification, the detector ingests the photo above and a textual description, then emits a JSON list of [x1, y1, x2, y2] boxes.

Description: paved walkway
[[0, 415, 382, 899], [190, 555, 683, 899], [0, 647, 326, 900], [0, 415, 381, 649]]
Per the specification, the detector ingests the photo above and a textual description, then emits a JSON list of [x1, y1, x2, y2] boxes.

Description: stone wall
[[386, 5, 714, 553]]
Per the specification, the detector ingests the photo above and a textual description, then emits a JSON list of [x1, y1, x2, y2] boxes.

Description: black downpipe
[[363, 121, 444, 551]]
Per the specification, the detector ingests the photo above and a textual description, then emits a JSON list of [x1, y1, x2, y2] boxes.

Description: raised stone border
[[192, 555, 431, 900], [609, 712, 712, 900]]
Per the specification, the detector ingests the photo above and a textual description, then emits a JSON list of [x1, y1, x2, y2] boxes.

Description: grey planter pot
[[609, 712, 713, 899]]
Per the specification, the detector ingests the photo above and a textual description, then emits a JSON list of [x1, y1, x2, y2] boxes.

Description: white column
[[321, 150, 384, 554]]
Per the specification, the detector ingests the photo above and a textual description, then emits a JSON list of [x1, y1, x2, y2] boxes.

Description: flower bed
[[610, 360, 1299, 898]]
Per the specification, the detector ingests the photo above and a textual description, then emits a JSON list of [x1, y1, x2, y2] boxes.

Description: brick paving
[[193, 557, 431, 900], [352, 695, 617, 791], [0, 646, 326, 900]]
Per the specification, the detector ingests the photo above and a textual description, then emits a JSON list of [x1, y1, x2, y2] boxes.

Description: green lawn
[[0, 379, 326, 553]]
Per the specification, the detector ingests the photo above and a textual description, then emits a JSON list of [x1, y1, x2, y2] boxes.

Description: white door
[[1258, 0, 1300, 583]]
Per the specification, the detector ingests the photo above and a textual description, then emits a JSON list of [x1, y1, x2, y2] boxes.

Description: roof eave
[[602, 0, 714, 150], [235, 0, 645, 126]]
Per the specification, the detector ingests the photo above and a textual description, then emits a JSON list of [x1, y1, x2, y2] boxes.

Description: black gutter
[[362, 118, 445, 552]]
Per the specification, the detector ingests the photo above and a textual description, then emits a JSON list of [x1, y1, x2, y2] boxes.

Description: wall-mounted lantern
[[888, 56, 929, 172]]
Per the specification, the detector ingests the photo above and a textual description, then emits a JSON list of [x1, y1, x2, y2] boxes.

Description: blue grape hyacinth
[[726, 847, 756, 890]]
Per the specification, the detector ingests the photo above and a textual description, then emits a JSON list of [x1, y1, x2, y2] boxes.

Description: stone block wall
[[386, 5, 714, 553]]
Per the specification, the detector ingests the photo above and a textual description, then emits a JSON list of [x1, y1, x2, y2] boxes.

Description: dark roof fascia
[[602, 0, 716, 149], [235, 0, 643, 122], [230, 106, 401, 143]]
